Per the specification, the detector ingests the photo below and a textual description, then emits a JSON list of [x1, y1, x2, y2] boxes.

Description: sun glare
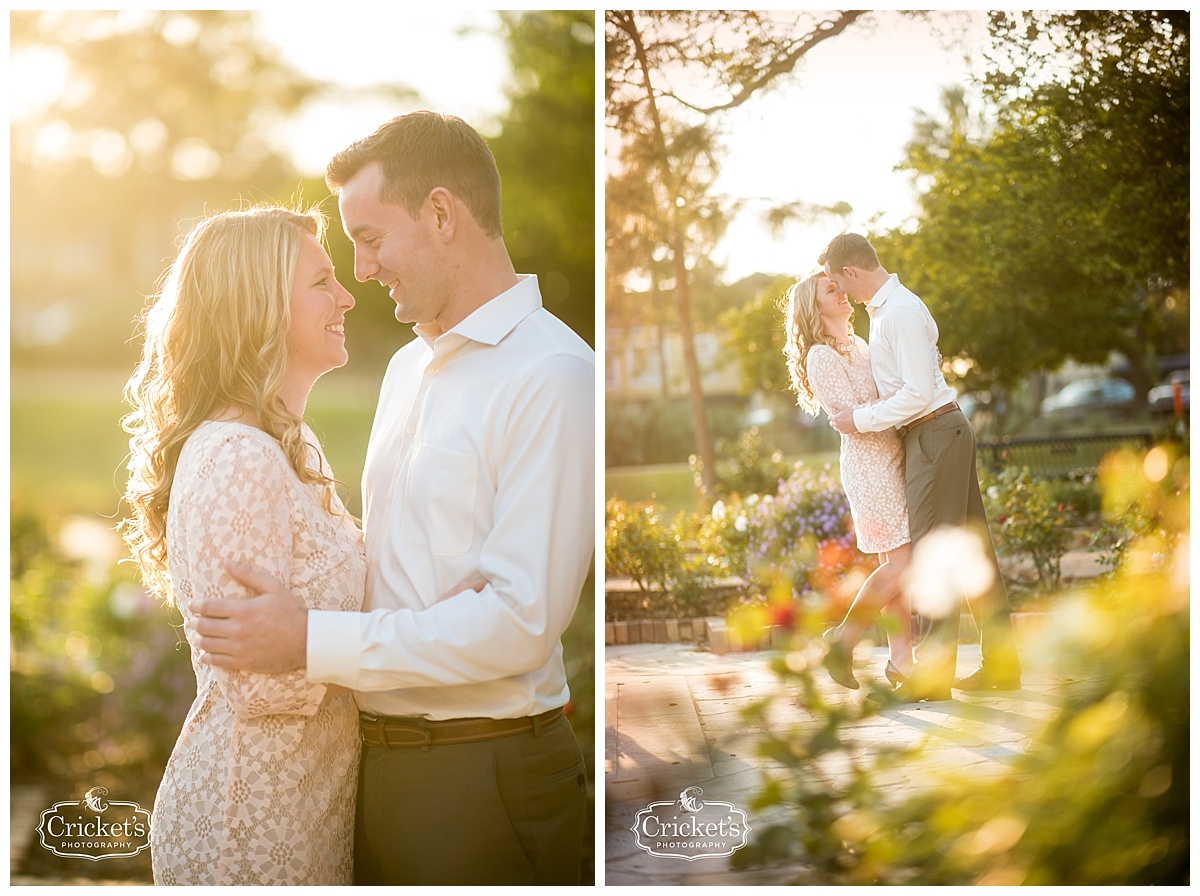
[[11, 47, 70, 121]]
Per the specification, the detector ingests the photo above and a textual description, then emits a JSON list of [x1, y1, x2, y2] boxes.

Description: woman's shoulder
[[178, 421, 293, 482], [806, 342, 846, 366]]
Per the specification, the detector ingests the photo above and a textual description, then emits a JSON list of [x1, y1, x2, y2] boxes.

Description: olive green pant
[[353, 712, 587, 885], [902, 409, 1022, 690]]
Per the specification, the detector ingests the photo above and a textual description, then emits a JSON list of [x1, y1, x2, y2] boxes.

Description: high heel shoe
[[884, 660, 907, 688], [820, 628, 860, 690]]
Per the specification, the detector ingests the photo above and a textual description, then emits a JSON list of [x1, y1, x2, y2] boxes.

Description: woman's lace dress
[[150, 421, 365, 885], [807, 338, 910, 553]]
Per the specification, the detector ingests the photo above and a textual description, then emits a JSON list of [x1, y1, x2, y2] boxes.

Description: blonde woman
[[122, 206, 363, 884], [783, 272, 913, 691]]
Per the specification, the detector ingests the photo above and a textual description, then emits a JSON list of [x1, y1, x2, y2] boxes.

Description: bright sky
[[701, 10, 992, 283], [255, 9, 512, 177]]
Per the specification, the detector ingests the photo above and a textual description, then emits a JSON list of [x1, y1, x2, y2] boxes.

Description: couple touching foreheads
[[122, 112, 594, 885], [783, 233, 1022, 705]]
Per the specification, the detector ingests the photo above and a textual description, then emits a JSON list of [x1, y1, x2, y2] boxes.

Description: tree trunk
[[627, 15, 717, 493], [670, 222, 717, 493]]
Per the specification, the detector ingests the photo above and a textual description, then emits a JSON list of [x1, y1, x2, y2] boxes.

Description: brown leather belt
[[897, 401, 959, 438], [359, 707, 563, 748]]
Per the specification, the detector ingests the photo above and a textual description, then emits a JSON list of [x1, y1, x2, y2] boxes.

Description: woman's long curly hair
[[782, 272, 855, 417], [121, 205, 339, 600]]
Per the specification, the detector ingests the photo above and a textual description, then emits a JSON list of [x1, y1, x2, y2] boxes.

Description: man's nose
[[354, 252, 375, 284]]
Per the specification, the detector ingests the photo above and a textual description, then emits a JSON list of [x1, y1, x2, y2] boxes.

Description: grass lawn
[[11, 368, 380, 519]]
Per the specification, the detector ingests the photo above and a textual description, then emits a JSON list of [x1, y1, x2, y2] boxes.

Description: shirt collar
[[866, 273, 901, 314], [414, 274, 542, 348]]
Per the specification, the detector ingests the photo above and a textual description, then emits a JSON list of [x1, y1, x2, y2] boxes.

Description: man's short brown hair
[[818, 233, 880, 273], [325, 111, 503, 238]]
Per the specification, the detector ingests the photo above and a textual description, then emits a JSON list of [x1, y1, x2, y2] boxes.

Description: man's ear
[[427, 187, 456, 241]]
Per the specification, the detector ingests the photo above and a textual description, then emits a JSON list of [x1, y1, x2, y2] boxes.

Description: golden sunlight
[[10, 47, 69, 121]]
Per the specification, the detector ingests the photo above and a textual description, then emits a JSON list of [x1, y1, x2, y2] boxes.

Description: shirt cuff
[[852, 406, 871, 433], [306, 608, 363, 689]]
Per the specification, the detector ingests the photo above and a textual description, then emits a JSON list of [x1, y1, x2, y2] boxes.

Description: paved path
[[604, 614, 1089, 885]]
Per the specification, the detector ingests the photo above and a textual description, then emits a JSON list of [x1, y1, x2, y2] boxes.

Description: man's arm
[[190, 565, 491, 675]]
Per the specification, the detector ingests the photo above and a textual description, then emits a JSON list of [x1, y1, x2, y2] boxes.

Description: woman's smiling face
[[816, 274, 852, 334]]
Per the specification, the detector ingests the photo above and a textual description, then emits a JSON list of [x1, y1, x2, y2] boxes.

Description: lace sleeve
[[806, 345, 862, 416], [174, 429, 327, 717]]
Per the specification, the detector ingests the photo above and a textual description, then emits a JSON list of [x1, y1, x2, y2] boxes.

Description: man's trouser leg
[[902, 409, 1019, 690], [354, 712, 587, 885]]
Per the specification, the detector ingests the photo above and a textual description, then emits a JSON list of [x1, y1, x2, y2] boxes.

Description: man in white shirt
[[821, 232, 1021, 703], [190, 112, 595, 884]]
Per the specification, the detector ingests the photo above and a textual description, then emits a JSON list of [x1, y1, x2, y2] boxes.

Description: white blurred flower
[[734, 514, 748, 533], [711, 500, 727, 522], [904, 526, 996, 619], [986, 486, 999, 500]]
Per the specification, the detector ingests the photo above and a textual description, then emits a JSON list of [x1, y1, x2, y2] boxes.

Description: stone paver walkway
[[604, 614, 1090, 885]]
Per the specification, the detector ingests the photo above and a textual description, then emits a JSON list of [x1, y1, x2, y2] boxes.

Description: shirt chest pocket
[[399, 443, 477, 556]]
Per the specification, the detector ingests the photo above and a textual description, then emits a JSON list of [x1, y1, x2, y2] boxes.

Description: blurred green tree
[[876, 11, 1188, 423], [490, 10, 596, 347], [605, 10, 869, 491]]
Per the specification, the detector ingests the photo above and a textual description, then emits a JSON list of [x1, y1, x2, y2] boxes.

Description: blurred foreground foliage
[[735, 441, 1189, 884], [10, 501, 596, 882]]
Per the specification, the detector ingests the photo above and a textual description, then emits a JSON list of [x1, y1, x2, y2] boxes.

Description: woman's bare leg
[[877, 545, 913, 676], [825, 543, 914, 678]]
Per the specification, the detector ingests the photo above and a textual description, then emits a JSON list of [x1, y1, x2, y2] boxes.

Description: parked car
[[1040, 377, 1136, 417], [1148, 368, 1190, 415]]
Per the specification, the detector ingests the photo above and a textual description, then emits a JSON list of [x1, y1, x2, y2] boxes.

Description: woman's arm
[[807, 346, 864, 417], [175, 430, 328, 717]]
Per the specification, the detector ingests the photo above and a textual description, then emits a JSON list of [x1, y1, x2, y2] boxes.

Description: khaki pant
[[902, 409, 1022, 690], [354, 712, 587, 885]]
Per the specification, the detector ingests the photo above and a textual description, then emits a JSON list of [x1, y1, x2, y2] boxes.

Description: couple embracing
[[122, 112, 594, 885], [784, 233, 1022, 704]]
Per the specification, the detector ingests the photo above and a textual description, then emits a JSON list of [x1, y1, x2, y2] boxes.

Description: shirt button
[[428, 366, 439, 375]]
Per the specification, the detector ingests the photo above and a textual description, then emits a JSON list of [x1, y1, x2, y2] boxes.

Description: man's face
[[338, 162, 445, 327], [822, 261, 860, 302]]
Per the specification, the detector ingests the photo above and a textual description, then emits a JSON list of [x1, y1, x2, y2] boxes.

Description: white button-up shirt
[[307, 274, 595, 720], [852, 274, 958, 433]]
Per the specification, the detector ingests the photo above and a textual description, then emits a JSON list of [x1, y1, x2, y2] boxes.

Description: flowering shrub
[[743, 462, 859, 595], [981, 466, 1077, 588], [606, 462, 863, 620]]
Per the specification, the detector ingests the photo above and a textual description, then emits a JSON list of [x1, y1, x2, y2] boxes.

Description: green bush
[[982, 466, 1077, 588], [603, 499, 715, 619], [690, 426, 790, 498]]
